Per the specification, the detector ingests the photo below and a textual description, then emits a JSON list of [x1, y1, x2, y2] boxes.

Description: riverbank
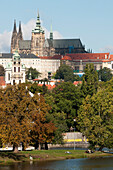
[[0, 150, 112, 165]]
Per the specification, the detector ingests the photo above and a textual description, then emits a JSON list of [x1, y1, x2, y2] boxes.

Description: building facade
[[5, 51, 26, 85]]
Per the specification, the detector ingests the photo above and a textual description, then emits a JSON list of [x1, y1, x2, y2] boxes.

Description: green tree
[[45, 94, 68, 144], [98, 67, 113, 82], [81, 63, 98, 97], [29, 82, 48, 95], [26, 67, 41, 80], [0, 65, 5, 76], [55, 64, 75, 82], [46, 82, 83, 130], [77, 91, 113, 150]]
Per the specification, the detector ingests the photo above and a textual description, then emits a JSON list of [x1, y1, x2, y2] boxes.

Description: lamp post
[[73, 119, 76, 150]]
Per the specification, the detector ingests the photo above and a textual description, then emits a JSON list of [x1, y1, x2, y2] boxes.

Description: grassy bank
[[0, 150, 112, 165]]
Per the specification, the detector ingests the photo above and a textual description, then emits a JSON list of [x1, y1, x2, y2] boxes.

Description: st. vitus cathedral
[[11, 12, 86, 56]]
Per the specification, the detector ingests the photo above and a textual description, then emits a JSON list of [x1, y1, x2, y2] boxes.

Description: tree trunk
[[45, 142, 48, 150], [13, 143, 18, 153], [98, 146, 104, 151], [38, 142, 41, 150]]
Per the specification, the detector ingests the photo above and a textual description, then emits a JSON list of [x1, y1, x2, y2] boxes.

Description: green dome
[[13, 51, 20, 60]]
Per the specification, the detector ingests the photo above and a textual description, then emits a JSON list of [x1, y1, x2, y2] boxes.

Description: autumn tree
[[0, 84, 33, 152], [0, 84, 56, 152], [77, 90, 113, 150], [30, 94, 56, 150]]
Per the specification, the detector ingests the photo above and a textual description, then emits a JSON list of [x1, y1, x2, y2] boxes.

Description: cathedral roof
[[19, 40, 31, 50], [46, 39, 84, 49]]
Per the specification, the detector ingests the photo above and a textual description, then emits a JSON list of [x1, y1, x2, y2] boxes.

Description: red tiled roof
[[37, 84, 56, 89], [39, 55, 61, 60], [73, 81, 82, 85], [0, 76, 5, 86], [61, 56, 72, 61], [67, 53, 110, 60]]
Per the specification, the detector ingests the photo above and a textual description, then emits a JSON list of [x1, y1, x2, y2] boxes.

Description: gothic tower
[[17, 21, 23, 41], [11, 20, 18, 53], [11, 20, 23, 53], [31, 12, 45, 56]]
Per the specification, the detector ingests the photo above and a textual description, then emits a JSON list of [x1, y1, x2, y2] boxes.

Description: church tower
[[31, 12, 45, 56], [11, 20, 23, 53], [17, 21, 23, 41], [11, 20, 18, 53]]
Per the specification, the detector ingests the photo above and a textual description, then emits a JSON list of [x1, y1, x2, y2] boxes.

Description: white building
[[5, 51, 26, 85], [0, 53, 61, 81]]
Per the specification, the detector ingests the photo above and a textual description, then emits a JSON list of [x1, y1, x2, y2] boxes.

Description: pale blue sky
[[0, 0, 113, 53]]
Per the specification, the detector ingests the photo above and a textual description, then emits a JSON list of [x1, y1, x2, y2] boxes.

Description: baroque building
[[5, 51, 26, 85], [11, 12, 87, 56]]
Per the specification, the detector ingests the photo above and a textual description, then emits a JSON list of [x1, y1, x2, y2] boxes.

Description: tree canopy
[[77, 91, 113, 150], [98, 67, 113, 82], [81, 63, 98, 97], [45, 82, 83, 130], [26, 67, 41, 80], [0, 84, 56, 152], [55, 64, 75, 82]]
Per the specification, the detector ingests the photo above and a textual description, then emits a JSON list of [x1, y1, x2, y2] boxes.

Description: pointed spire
[[19, 21, 22, 33], [50, 23, 53, 40], [37, 10, 40, 19], [18, 21, 23, 40], [32, 11, 44, 34], [13, 20, 17, 33]]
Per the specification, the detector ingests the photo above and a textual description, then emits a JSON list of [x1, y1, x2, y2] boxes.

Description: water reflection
[[0, 157, 113, 170]]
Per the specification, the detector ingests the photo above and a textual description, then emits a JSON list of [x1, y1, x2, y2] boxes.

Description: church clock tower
[[31, 12, 45, 56]]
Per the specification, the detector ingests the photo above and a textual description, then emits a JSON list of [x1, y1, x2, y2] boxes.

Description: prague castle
[[11, 12, 87, 56]]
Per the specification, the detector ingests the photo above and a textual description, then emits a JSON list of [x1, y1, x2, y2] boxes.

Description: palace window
[[14, 67, 16, 72], [8, 73, 10, 81], [18, 67, 20, 72]]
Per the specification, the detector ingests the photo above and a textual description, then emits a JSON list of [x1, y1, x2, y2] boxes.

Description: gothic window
[[14, 67, 16, 72], [14, 62, 16, 65], [19, 80, 21, 84]]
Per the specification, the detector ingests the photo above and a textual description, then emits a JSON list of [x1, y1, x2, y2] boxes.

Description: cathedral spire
[[19, 21, 22, 33], [17, 21, 23, 40], [50, 23, 53, 40], [13, 20, 17, 33], [32, 11, 44, 34]]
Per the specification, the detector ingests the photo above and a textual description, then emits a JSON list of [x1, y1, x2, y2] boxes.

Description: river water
[[0, 156, 113, 170]]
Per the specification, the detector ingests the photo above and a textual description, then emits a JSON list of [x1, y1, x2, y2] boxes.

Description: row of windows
[[75, 65, 102, 71], [14, 67, 20, 72]]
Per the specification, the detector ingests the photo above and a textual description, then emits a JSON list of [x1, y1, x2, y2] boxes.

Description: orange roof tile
[[73, 81, 82, 85], [0, 76, 5, 86], [67, 53, 110, 60], [61, 56, 72, 61]]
